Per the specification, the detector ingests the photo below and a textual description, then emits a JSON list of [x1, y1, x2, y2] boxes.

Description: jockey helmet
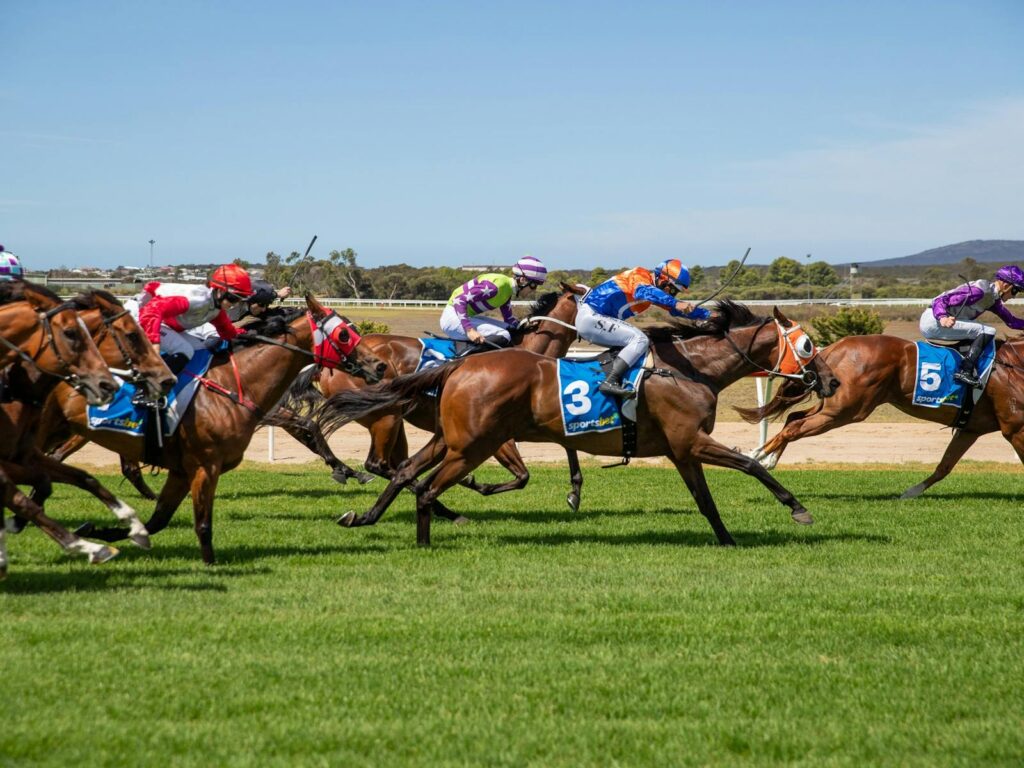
[[512, 255, 548, 284], [654, 259, 691, 291], [0, 252, 24, 281], [994, 265, 1024, 291], [248, 280, 278, 307], [209, 264, 254, 298]]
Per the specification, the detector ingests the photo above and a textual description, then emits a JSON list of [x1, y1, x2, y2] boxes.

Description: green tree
[[805, 261, 839, 287], [810, 306, 885, 346], [590, 267, 609, 284], [767, 256, 804, 286]]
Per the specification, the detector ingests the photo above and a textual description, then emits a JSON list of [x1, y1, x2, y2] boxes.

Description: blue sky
[[3, 1, 1022, 270]]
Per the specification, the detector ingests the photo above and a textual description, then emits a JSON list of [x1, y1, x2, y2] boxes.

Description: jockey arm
[[452, 281, 508, 333], [139, 295, 191, 344], [932, 284, 984, 321], [991, 300, 1024, 331], [210, 309, 241, 340], [634, 283, 711, 320]]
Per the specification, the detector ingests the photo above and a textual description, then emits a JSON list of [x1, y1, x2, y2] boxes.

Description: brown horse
[[746, 333, 1024, 498], [4, 291, 175, 548], [46, 295, 387, 564], [320, 302, 840, 547], [0, 283, 122, 572], [275, 283, 589, 512]]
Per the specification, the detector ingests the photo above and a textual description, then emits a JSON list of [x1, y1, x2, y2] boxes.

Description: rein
[[0, 302, 89, 388]]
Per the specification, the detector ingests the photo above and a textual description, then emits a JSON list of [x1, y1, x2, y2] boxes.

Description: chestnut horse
[[0, 283, 121, 572], [320, 302, 840, 547], [4, 290, 175, 549], [273, 283, 589, 512], [49, 295, 387, 564], [746, 333, 1024, 498]]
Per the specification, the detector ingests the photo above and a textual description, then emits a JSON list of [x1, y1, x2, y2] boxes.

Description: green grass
[[3, 466, 1022, 767]]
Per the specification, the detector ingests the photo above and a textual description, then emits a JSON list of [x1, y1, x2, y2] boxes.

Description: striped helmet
[[0, 252, 24, 281], [512, 255, 548, 284], [995, 265, 1024, 290], [654, 259, 691, 291]]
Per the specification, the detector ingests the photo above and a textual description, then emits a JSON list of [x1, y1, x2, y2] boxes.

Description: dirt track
[[69, 418, 1019, 471]]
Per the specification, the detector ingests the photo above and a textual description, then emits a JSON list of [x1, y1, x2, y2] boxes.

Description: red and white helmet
[[208, 264, 254, 298], [512, 255, 548, 284]]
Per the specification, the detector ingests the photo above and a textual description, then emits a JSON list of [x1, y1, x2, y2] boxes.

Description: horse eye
[[797, 336, 814, 357]]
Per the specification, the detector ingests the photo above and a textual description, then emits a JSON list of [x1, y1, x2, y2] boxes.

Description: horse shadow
[[496, 529, 890, 549], [0, 564, 257, 595]]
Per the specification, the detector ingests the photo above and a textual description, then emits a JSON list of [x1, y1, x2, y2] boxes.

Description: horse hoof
[[89, 546, 120, 565], [566, 493, 580, 513], [899, 484, 925, 500], [129, 531, 152, 551], [791, 510, 814, 525], [355, 473, 374, 485], [452, 516, 470, 526], [330, 468, 350, 485], [337, 512, 357, 528], [74, 521, 97, 537]]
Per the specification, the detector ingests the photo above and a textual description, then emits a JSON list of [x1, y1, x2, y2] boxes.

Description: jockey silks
[[137, 282, 240, 344]]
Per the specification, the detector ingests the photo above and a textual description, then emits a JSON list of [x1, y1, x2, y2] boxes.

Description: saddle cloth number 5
[[563, 380, 593, 416], [919, 362, 942, 392]]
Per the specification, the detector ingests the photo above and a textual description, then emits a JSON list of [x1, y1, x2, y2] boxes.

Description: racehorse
[[0, 283, 121, 572], [745, 332, 1024, 498], [274, 283, 589, 513], [47, 294, 388, 564], [318, 301, 840, 547], [4, 290, 175, 548]]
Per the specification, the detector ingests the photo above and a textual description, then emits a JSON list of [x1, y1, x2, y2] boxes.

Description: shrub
[[354, 319, 390, 335], [810, 306, 884, 346]]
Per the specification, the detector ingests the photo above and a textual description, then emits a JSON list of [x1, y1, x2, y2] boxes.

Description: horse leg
[[900, 430, 981, 499], [672, 458, 735, 546], [362, 415, 406, 479], [338, 433, 450, 528], [30, 452, 152, 549], [280, 414, 373, 485], [78, 469, 191, 543], [690, 431, 815, 525], [0, 486, 7, 579], [751, 407, 852, 470], [460, 439, 529, 496], [47, 432, 89, 463], [189, 465, 221, 565], [565, 449, 583, 512], [7, 483, 119, 564], [414, 449, 490, 547], [120, 457, 158, 500]]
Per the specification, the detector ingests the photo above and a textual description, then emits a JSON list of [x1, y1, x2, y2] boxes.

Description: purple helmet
[[512, 255, 547, 283], [0, 253, 23, 281], [995, 265, 1024, 289]]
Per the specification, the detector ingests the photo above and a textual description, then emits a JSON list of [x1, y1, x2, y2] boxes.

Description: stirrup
[[598, 380, 637, 400], [952, 370, 980, 387]]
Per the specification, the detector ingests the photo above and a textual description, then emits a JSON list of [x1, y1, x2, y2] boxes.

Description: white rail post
[[268, 426, 275, 462], [755, 376, 773, 448]]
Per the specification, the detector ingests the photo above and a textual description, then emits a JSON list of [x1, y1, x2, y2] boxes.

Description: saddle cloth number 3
[[563, 380, 593, 416]]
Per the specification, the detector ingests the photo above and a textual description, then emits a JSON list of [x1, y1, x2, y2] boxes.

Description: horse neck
[[517, 296, 578, 358], [218, 317, 313, 411], [0, 303, 44, 366], [78, 308, 123, 367], [664, 321, 776, 389]]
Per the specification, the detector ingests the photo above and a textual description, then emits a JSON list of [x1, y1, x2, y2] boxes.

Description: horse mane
[[525, 290, 560, 318], [232, 306, 305, 345], [0, 280, 61, 306], [644, 299, 764, 342], [68, 289, 125, 311]]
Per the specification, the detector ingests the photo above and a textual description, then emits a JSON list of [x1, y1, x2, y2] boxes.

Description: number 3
[[563, 380, 592, 415]]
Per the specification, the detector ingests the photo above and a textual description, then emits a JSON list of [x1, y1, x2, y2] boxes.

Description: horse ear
[[304, 293, 323, 316], [561, 281, 587, 296], [773, 306, 792, 327]]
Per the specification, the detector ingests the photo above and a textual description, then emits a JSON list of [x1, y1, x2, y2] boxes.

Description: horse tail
[[316, 359, 467, 435], [734, 377, 817, 424], [261, 365, 322, 426]]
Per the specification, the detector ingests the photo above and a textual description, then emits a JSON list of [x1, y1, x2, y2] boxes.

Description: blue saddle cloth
[[87, 350, 214, 436], [911, 339, 996, 408], [416, 338, 458, 372], [557, 357, 646, 436]]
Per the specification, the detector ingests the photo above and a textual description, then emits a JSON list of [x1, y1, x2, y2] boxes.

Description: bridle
[[0, 301, 95, 390], [722, 316, 822, 390]]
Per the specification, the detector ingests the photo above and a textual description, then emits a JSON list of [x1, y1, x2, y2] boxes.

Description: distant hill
[[867, 240, 1024, 267]]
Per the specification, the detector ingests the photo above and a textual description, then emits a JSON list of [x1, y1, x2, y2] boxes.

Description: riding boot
[[952, 334, 989, 387], [598, 357, 636, 400], [163, 353, 189, 376]]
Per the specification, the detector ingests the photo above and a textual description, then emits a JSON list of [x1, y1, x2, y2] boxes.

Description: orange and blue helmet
[[653, 259, 690, 291]]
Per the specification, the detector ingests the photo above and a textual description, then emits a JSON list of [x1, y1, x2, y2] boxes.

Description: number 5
[[919, 362, 942, 391]]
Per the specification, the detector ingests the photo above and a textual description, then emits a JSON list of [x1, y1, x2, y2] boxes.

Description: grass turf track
[[2, 465, 1022, 767]]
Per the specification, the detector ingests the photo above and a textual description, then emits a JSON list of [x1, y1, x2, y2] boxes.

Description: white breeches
[[159, 325, 209, 361], [919, 310, 995, 341], [576, 303, 649, 366], [439, 305, 511, 342]]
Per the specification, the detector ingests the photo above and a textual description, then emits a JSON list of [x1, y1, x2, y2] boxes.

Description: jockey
[[440, 255, 548, 348], [920, 265, 1024, 387], [578, 259, 710, 399], [228, 279, 292, 326], [138, 264, 254, 373], [0, 247, 25, 281]]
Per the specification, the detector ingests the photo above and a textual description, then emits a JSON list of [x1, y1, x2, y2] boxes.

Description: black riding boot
[[598, 357, 636, 400], [952, 334, 990, 387], [163, 353, 189, 375]]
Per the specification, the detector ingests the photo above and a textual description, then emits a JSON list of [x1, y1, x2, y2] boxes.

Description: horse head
[[517, 282, 587, 357], [304, 293, 388, 382], [88, 291, 176, 398], [771, 306, 839, 397], [16, 283, 119, 406]]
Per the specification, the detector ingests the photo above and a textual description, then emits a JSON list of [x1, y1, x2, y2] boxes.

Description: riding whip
[[286, 235, 319, 291], [694, 247, 751, 310]]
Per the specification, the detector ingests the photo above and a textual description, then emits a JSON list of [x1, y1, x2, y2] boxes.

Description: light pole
[[850, 262, 859, 301], [805, 253, 811, 303], [149, 239, 156, 270]]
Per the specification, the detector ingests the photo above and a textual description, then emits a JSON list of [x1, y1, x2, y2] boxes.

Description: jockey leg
[[953, 331, 993, 387], [577, 304, 646, 400], [159, 325, 198, 374]]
